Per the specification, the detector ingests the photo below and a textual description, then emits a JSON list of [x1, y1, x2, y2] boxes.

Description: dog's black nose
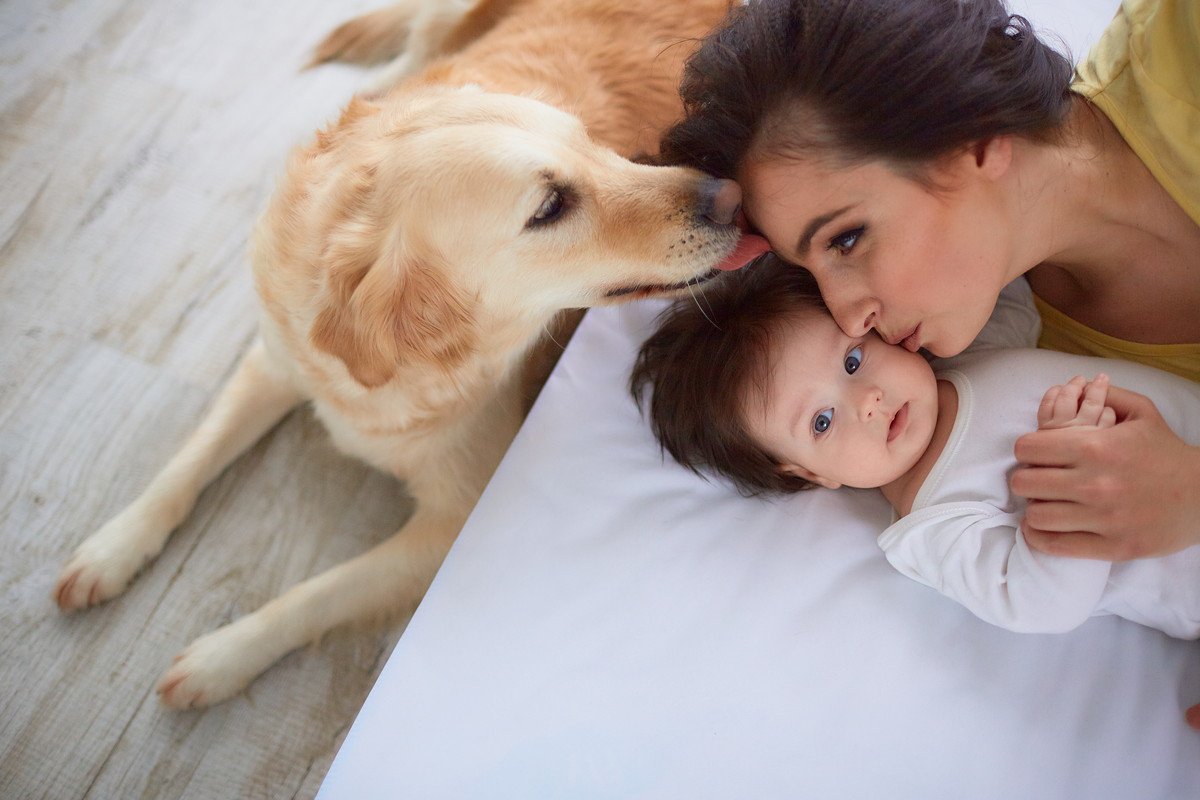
[[698, 178, 742, 226]]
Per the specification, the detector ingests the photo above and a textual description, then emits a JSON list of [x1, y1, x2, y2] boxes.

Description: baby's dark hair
[[630, 257, 825, 496], [660, 0, 1074, 178]]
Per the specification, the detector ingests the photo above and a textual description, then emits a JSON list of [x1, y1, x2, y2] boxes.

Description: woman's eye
[[812, 408, 833, 435], [844, 345, 863, 374], [527, 189, 566, 228], [828, 226, 864, 254]]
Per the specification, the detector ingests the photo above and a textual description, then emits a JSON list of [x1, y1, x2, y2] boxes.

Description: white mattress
[[319, 301, 1200, 799]]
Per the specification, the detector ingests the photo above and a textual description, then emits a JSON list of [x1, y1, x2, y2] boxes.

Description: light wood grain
[[0, 2, 424, 797]]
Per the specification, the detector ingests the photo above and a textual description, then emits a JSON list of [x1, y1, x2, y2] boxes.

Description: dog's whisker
[[542, 323, 565, 351], [687, 279, 719, 329]]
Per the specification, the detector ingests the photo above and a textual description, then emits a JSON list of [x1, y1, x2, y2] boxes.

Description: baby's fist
[[1037, 374, 1115, 430]]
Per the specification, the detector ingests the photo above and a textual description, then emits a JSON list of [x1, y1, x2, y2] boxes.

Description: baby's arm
[[880, 506, 1112, 634], [883, 375, 1118, 631], [1037, 374, 1116, 430]]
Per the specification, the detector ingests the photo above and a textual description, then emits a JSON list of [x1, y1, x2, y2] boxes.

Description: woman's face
[[740, 151, 1017, 358]]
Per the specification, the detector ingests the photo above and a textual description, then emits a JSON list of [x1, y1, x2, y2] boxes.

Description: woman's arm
[[1011, 385, 1200, 560]]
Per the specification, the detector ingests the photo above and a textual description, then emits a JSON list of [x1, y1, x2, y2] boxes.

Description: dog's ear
[[311, 96, 380, 156], [310, 242, 476, 388]]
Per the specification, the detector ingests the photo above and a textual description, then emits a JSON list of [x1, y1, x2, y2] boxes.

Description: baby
[[632, 259, 1200, 638]]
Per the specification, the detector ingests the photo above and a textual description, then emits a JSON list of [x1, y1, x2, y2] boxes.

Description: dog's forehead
[[389, 91, 596, 181], [402, 128, 583, 192], [408, 88, 582, 143]]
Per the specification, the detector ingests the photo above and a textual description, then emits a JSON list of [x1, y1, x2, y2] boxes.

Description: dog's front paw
[[157, 617, 271, 709], [53, 509, 164, 611]]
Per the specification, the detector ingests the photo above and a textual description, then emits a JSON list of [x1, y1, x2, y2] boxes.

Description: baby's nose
[[859, 386, 884, 418]]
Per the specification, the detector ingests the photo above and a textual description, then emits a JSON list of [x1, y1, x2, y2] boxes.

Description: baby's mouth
[[887, 402, 909, 442]]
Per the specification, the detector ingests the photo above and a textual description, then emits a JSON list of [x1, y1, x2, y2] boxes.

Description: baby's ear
[[779, 463, 841, 490]]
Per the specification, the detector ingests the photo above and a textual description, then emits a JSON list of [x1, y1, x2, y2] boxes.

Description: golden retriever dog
[[53, 0, 749, 708]]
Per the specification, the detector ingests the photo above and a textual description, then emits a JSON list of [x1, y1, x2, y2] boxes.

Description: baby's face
[[744, 308, 939, 489]]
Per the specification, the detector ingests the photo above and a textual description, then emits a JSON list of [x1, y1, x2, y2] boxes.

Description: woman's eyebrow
[[796, 205, 854, 256]]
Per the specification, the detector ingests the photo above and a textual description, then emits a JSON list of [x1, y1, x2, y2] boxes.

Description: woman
[[661, 0, 1200, 564]]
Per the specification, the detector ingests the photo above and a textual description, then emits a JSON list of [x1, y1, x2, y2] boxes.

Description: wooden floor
[[0, 2, 424, 797]]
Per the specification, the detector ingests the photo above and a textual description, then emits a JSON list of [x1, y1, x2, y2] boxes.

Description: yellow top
[[1034, 0, 1200, 382], [1034, 295, 1200, 382]]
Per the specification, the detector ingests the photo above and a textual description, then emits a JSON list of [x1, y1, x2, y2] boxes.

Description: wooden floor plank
[[0, 1, 423, 797]]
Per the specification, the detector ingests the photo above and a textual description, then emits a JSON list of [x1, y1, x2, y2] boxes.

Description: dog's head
[[300, 86, 747, 387]]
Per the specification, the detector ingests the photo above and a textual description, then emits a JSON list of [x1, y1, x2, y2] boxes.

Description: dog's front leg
[[54, 338, 304, 611], [156, 501, 467, 709]]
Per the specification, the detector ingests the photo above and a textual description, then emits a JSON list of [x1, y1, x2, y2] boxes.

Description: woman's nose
[[828, 295, 880, 339]]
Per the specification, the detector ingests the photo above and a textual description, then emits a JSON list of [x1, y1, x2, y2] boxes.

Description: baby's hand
[[1037, 374, 1117, 430]]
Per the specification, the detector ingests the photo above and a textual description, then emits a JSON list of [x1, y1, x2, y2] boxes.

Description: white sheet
[[319, 2, 1200, 796], [319, 302, 1200, 799]]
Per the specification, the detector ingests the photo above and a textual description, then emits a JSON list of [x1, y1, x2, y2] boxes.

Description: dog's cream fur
[[54, 0, 736, 708]]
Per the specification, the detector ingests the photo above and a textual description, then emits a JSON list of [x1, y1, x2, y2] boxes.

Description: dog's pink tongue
[[716, 233, 770, 271]]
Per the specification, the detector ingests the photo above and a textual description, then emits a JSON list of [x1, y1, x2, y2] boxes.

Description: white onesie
[[878, 346, 1200, 638]]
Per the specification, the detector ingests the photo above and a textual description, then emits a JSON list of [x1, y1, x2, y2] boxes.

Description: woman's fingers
[[1009, 465, 1078, 501], [1013, 426, 1090, 468], [1021, 523, 1124, 561], [1022, 499, 1096, 532], [1099, 383, 1157, 419]]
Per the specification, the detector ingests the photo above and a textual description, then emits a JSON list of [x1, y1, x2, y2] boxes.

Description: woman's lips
[[884, 325, 919, 348], [888, 402, 909, 442], [901, 325, 921, 353]]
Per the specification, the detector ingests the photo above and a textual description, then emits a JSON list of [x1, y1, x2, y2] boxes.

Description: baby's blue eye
[[812, 409, 833, 435], [844, 345, 863, 374]]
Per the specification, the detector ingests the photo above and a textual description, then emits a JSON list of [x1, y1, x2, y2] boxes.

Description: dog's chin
[[601, 267, 722, 301]]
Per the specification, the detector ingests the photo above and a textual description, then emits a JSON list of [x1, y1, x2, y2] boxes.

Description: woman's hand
[[1010, 385, 1200, 560]]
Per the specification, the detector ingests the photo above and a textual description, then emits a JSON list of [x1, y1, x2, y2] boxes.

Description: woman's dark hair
[[630, 257, 825, 496], [661, 0, 1074, 177]]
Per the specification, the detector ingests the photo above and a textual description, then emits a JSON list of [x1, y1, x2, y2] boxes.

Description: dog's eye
[[526, 189, 566, 228]]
